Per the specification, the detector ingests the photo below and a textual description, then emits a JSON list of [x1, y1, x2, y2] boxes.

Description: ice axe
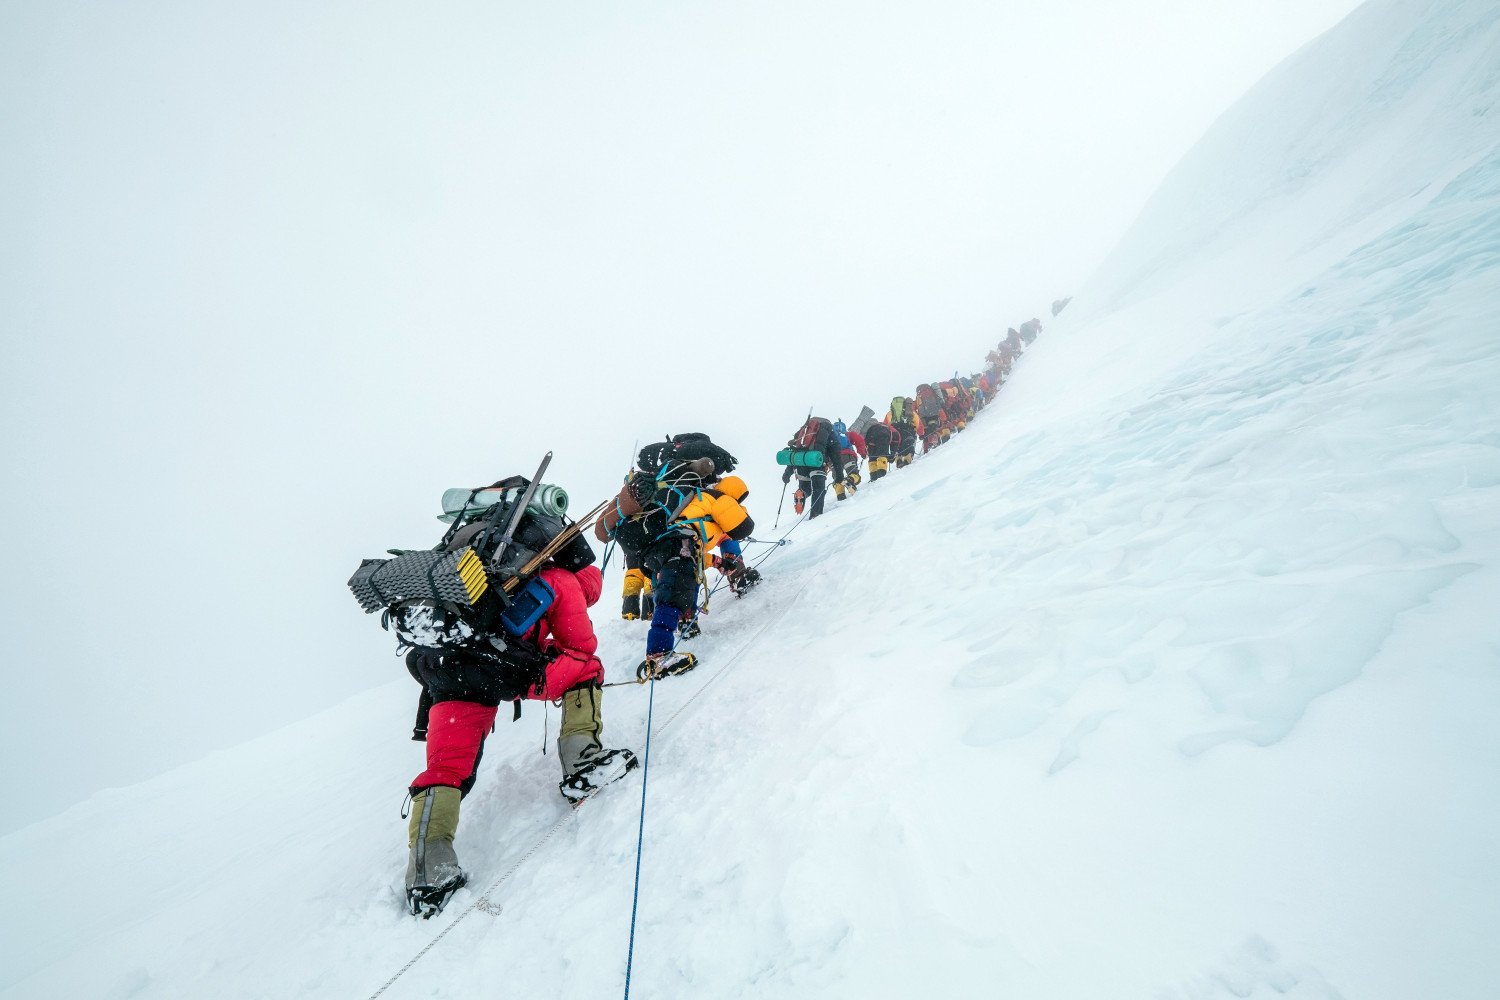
[[483, 451, 552, 581]]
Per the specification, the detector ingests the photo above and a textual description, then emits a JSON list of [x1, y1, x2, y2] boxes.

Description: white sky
[[0, 0, 1362, 832]]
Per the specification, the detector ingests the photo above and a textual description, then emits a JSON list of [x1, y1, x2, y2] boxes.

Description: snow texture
[[3, 0, 1499, 997]]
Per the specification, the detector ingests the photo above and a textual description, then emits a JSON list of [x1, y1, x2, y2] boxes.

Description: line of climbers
[[348, 319, 1042, 918], [778, 317, 1042, 517], [595, 432, 758, 681]]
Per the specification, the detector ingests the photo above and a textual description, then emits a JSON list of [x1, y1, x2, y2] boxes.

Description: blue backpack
[[832, 420, 851, 449]]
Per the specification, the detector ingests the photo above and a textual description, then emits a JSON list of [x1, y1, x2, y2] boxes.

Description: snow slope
[[4, 0, 1499, 996]]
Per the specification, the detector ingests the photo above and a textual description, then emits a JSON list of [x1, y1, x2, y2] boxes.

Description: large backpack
[[604, 456, 715, 557], [670, 432, 738, 475], [916, 385, 942, 420], [349, 479, 595, 670], [793, 417, 828, 450], [832, 420, 851, 450], [637, 441, 675, 474]]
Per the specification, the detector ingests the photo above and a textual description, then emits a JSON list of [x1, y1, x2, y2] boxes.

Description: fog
[[0, 0, 1361, 832]]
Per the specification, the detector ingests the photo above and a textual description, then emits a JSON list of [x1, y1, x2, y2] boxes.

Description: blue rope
[[704, 514, 806, 602], [622, 674, 657, 999]]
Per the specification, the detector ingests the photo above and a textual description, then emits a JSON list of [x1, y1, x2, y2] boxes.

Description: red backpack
[[793, 417, 825, 449]]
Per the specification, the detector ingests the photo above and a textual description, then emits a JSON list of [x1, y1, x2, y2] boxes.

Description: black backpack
[[669, 432, 737, 475], [349, 480, 595, 662], [637, 440, 675, 474]]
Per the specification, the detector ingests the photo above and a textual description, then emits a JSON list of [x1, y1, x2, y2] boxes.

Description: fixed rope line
[[604, 551, 804, 690], [366, 808, 575, 999], [368, 364, 989, 997], [621, 674, 657, 1000], [655, 581, 809, 732], [703, 513, 806, 603], [619, 583, 809, 995], [368, 581, 810, 998]]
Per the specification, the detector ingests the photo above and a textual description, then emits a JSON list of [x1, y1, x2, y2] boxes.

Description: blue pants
[[647, 556, 700, 655]]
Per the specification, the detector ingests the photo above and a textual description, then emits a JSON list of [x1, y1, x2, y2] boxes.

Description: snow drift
[[3, 0, 1499, 997]]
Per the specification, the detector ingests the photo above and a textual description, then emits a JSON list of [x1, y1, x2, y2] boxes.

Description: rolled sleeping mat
[[348, 546, 490, 614], [437, 483, 570, 523], [595, 482, 644, 542], [848, 405, 877, 436], [776, 448, 826, 468]]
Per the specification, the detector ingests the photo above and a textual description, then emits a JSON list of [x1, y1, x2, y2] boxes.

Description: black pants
[[797, 468, 829, 517], [406, 648, 541, 708], [643, 534, 700, 611]]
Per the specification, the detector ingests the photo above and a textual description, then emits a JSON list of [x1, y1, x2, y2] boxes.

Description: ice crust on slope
[[3, 0, 1500, 997], [1083, 0, 1500, 314]]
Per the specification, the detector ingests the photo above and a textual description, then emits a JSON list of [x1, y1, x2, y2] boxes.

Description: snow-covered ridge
[[4, 0, 1499, 996], [1080, 0, 1500, 318]]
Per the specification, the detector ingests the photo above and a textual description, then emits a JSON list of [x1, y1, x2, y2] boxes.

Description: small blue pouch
[[500, 577, 556, 636]]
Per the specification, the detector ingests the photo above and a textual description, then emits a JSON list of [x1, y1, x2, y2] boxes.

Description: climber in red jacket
[[403, 559, 635, 916]]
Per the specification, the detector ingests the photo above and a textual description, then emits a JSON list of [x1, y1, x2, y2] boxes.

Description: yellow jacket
[[676, 476, 754, 552]]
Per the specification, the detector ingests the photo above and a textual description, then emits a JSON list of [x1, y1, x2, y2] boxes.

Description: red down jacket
[[525, 564, 606, 700], [410, 563, 606, 790]]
